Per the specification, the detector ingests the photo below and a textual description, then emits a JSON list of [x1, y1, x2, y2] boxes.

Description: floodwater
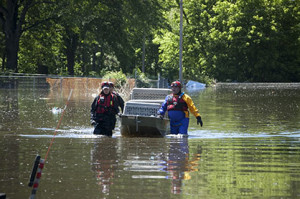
[[1, 80, 300, 199]]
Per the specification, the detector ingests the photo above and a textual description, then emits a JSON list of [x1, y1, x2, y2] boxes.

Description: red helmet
[[108, 82, 114, 88], [171, 81, 182, 88], [101, 81, 110, 88]]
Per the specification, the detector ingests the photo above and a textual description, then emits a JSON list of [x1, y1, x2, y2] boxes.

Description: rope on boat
[[28, 89, 73, 199]]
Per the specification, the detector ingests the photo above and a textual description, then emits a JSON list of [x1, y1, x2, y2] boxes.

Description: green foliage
[[0, 31, 4, 69], [133, 68, 152, 88], [58, 68, 70, 76], [18, 20, 65, 74], [88, 71, 98, 77], [211, 0, 300, 82], [1, 0, 299, 82], [154, 0, 300, 82], [102, 70, 127, 89]]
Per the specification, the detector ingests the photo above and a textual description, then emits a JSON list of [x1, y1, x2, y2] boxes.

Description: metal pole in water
[[157, 73, 160, 88], [179, 0, 183, 83]]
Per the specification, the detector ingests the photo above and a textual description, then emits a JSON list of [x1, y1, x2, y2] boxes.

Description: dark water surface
[[1, 82, 300, 199]]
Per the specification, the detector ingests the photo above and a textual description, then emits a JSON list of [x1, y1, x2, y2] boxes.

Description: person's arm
[[90, 97, 98, 124], [111, 94, 120, 114], [182, 94, 200, 117], [117, 95, 125, 113], [183, 94, 203, 126], [158, 96, 169, 116]]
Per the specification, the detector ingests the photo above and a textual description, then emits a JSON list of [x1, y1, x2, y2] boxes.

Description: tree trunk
[[1, 51, 6, 71], [5, 34, 19, 72], [98, 44, 104, 74], [92, 51, 96, 72], [81, 44, 88, 76], [65, 27, 79, 76], [3, 1, 21, 72], [66, 44, 75, 76]]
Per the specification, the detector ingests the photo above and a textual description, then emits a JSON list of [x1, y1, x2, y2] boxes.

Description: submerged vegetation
[[0, 0, 299, 82]]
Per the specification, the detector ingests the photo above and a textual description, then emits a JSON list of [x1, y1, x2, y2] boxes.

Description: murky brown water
[[1, 79, 300, 198]]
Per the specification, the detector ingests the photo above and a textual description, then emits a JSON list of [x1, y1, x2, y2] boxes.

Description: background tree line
[[1, 0, 299, 83]]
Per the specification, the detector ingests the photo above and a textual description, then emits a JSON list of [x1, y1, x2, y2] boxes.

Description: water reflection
[[120, 137, 202, 195], [91, 138, 118, 197], [191, 86, 300, 134], [165, 138, 201, 194], [0, 87, 19, 130]]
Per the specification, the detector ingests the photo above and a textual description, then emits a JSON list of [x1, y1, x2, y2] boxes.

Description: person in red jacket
[[157, 81, 203, 135], [90, 81, 119, 136]]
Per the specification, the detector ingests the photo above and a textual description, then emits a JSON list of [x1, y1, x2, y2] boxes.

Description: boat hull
[[120, 115, 169, 137]]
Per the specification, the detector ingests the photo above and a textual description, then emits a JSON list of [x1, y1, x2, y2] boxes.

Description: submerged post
[[28, 155, 41, 187], [28, 157, 45, 199]]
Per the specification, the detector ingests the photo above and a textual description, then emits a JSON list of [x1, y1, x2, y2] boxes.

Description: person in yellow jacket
[[157, 81, 203, 135]]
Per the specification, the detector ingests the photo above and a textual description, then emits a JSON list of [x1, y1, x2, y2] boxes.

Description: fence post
[[135, 69, 137, 88], [157, 73, 160, 88]]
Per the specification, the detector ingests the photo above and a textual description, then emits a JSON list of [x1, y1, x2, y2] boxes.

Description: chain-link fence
[[0, 74, 169, 90]]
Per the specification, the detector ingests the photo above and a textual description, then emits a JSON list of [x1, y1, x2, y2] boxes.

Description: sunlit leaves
[[1, 0, 299, 82], [183, 0, 300, 82]]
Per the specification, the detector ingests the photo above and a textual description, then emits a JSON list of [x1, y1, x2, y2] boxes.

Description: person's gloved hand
[[157, 111, 164, 120], [196, 116, 203, 127], [91, 120, 97, 126], [118, 113, 122, 117]]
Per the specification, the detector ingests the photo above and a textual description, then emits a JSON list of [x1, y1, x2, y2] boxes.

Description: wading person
[[109, 82, 125, 113], [109, 81, 125, 131], [90, 81, 119, 136], [157, 81, 203, 135]]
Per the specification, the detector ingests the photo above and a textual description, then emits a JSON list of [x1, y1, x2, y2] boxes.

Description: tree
[[154, 0, 300, 82], [0, 22, 5, 70], [0, 0, 62, 73], [205, 0, 300, 82], [153, 1, 182, 80], [1, 0, 29, 72]]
